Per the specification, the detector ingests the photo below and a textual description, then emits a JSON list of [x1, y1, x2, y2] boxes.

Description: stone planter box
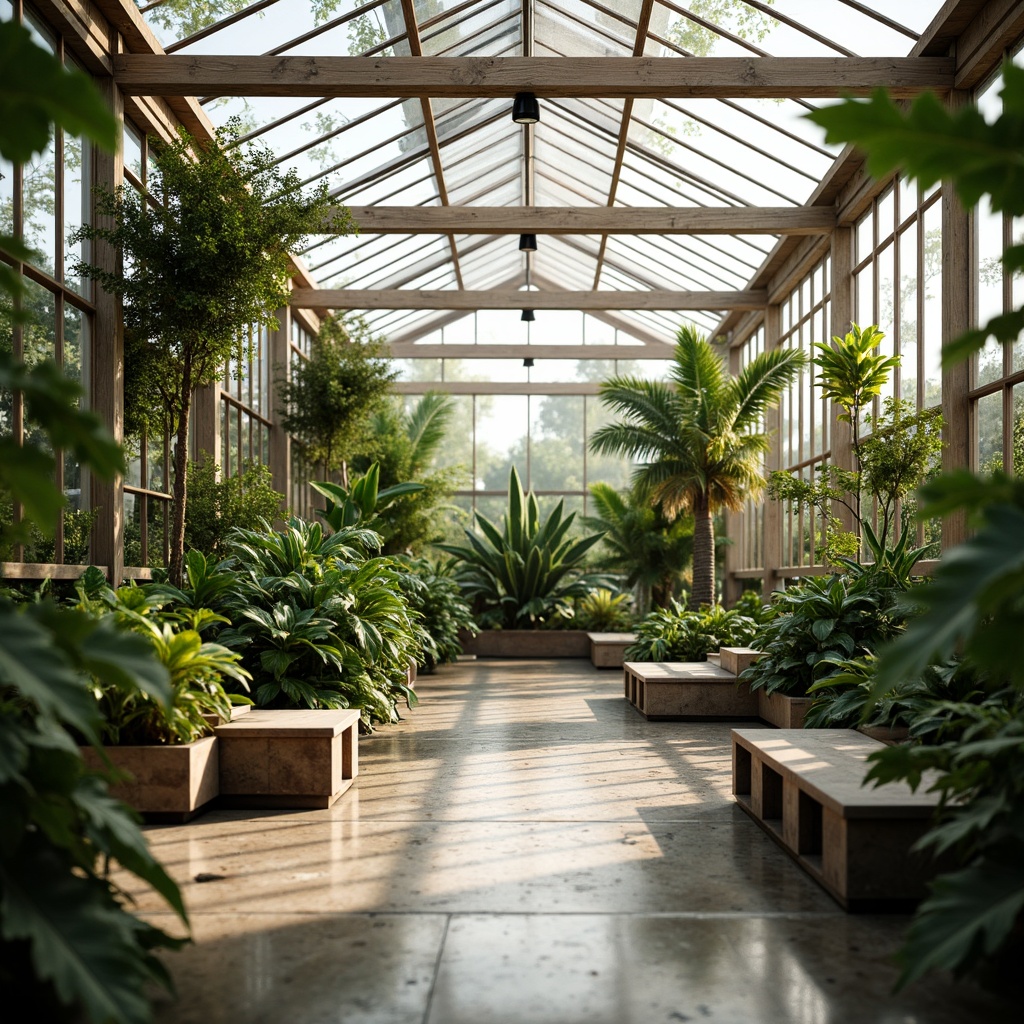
[[856, 723, 910, 745], [719, 647, 761, 676], [201, 703, 251, 728], [460, 629, 591, 658], [732, 728, 940, 909], [81, 735, 219, 823], [757, 689, 814, 729], [215, 709, 360, 809], [624, 661, 759, 720], [588, 632, 636, 668]]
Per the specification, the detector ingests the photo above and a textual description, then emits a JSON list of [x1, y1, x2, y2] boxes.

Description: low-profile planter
[[81, 735, 220, 823], [856, 723, 910, 745], [624, 660, 759, 720], [757, 689, 814, 729], [459, 629, 591, 658], [588, 632, 636, 668]]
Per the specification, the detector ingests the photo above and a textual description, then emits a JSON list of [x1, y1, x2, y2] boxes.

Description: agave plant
[[439, 466, 607, 629]]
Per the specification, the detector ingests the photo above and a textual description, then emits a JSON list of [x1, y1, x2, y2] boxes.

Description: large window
[[735, 324, 766, 572], [221, 323, 271, 480], [1, 0, 94, 566]]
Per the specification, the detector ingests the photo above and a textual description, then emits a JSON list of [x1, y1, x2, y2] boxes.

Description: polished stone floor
[[141, 658, 1010, 1023]]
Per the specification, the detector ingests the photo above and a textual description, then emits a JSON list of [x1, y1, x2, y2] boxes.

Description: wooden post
[[941, 90, 972, 551], [724, 341, 743, 606], [191, 383, 221, 468], [763, 304, 783, 596], [89, 73, 125, 584], [829, 226, 857, 536]]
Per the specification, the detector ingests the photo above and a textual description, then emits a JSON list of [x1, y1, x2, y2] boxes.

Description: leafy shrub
[[740, 569, 908, 697], [625, 601, 758, 662], [440, 466, 607, 629], [184, 459, 286, 556], [397, 556, 477, 672], [573, 588, 633, 632]]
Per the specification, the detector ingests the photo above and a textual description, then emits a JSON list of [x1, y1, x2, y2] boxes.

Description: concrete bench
[[731, 728, 940, 909], [215, 708, 360, 809], [588, 632, 636, 668], [624, 660, 758, 719]]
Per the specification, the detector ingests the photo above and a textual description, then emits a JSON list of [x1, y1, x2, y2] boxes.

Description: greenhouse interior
[[3, 0, 1024, 1021]]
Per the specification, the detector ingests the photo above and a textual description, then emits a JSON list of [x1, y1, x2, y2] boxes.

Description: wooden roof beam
[[335, 205, 835, 234], [113, 55, 954, 99], [290, 288, 767, 310]]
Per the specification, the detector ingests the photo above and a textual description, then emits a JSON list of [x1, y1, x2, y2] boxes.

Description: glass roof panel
[[420, 0, 520, 56]]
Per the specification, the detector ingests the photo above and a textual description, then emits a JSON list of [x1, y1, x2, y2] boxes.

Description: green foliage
[[352, 393, 465, 554], [396, 557, 477, 673], [279, 315, 397, 484], [0, 597, 187, 1023], [813, 323, 897, 427], [767, 465, 861, 565], [584, 481, 694, 613], [590, 324, 804, 607], [184, 459, 286, 557], [312, 462, 423, 533], [72, 119, 334, 586], [573, 588, 634, 633], [863, 699, 1024, 988], [208, 518, 423, 730], [740, 570, 909, 697], [439, 466, 607, 629], [808, 62, 1024, 364], [625, 600, 758, 662]]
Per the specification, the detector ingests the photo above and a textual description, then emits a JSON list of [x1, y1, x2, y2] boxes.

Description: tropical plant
[[71, 119, 334, 587], [739, 569, 908, 697], [311, 462, 423, 533], [214, 518, 423, 729], [184, 459, 286, 557], [590, 324, 804, 608], [0, 42, 189, 1019], [396, 556, 477, 672], [439, 466, 607, 629], [573, 588, 633, 632], [625, 600, 758, 663], [584, 481, 694, 613], [353, 392, 465, 554], [278, 314, 397, 488]]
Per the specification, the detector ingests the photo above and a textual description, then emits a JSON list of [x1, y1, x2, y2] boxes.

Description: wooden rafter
[[332, 205, 834, 234], [290, 288, 767, 309], [112, 55, 954, 98], [388, 344, 671, 358]]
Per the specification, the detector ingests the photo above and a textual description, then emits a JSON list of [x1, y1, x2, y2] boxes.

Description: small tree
[[73, 120, 335, 585], [278, 314, 397, 489]]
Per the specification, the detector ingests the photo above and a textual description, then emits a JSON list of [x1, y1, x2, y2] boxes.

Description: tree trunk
[[168, 381, 192, 588], [690, 493, 715, 610]]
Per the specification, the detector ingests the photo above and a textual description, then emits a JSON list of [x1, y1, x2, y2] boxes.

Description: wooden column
[[723, 341, 743, 607], [763, 303, 783, 596], [268, 306, 291, 521], [829, 225, 857, 535], [89, 73, 124, 584], [941, 90, 972, 551], [191, 383, 220, 467]]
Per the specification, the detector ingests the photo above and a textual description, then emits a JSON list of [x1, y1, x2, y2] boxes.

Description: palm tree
[[589, 325, 805, 608], [584, 481, 694, 614]]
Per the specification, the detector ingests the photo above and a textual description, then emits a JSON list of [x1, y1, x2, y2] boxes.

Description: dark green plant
[[184, 459, 286, 557], [733, 589, 770, 622], [278, 314, 397, 488], [312, 462, 423, 532], [353, 392, 465, 554], [573, 587, 634, 632], [396, 556, 477, 673], [740, 570, 908, 697], [214, 518, 422, 730], [625, 601, 757, 663], [72, 119, 334, 587], [439, 466, 607, 629], [590, 324, 804, 608], [584, 481, 694, 613]]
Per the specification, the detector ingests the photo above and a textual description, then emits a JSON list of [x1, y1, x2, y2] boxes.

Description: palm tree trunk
[[690, 493, 714, 609]]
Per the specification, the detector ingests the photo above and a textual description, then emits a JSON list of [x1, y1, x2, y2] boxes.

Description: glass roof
[[132, 0, 947, 344]]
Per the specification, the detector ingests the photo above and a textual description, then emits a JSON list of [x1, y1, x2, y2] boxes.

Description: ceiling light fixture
[[512, 92, 540, 124], [521, 309, 535, 322], [519, 233, 537, 252], [523, 357, 535, 367]]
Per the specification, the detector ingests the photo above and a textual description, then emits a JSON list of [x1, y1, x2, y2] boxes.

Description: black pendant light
[[519, 233, 537, 252], [523, 357, 535, 367], [512, 92, 540, 124], [521, 309, 535, 322]]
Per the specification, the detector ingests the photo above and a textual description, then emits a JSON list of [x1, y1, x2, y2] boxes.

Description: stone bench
[[624, 660, 758, 719], [215, 708, 360, 809], [587, 632, 636, 668], [731, 728, 940, 909]]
